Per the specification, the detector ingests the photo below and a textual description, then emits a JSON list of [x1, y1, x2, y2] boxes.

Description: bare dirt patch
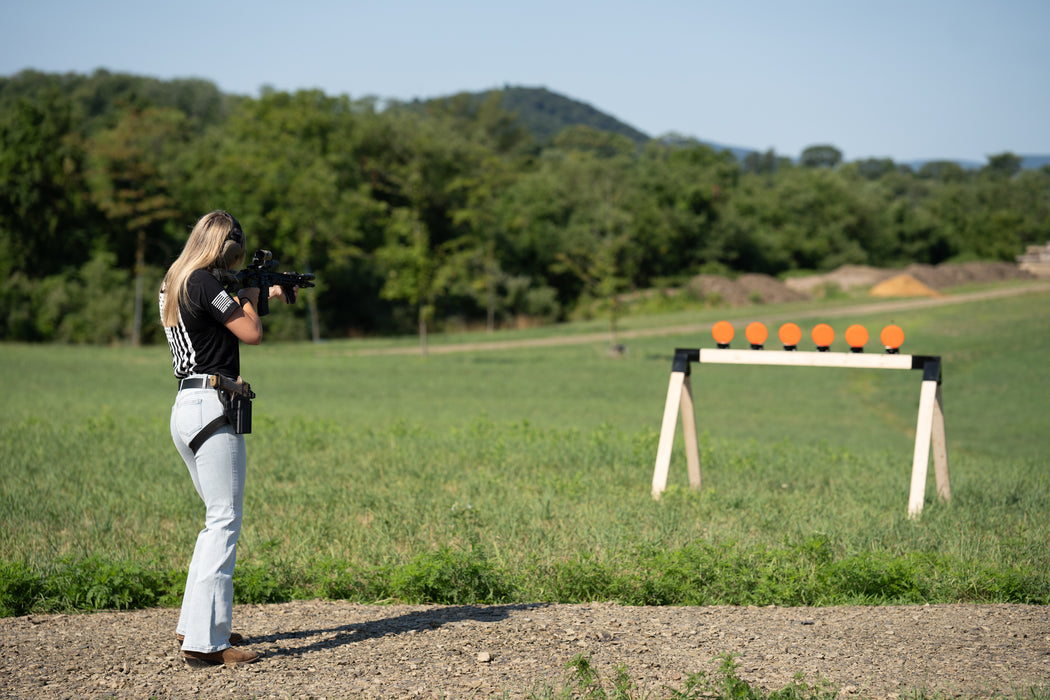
[[784, 265, 897, 295], [687, 273, 810, 306], [782, 262, 1034, 299], [1, 601, 1047, 698], [869, 274, 943, 298]]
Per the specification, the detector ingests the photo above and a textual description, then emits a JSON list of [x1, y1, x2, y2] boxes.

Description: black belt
[[178, 376, 212, 391]]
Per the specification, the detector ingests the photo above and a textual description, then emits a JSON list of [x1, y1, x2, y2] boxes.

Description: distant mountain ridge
[[903, 155, 1050, 171], [425, 85, 1049, 170], [1019, 155, 1050, 170], [494, 86, 650, 145], [6, 70, 1044, 170]]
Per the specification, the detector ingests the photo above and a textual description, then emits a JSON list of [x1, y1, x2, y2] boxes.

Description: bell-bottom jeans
[[170, 382, 245, 653]]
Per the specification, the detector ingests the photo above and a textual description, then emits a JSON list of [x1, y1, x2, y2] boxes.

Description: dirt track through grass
[[351, 283, 1050, 356]]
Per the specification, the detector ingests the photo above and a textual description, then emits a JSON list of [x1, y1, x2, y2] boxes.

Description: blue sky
[[2, 0, 1048, 163]]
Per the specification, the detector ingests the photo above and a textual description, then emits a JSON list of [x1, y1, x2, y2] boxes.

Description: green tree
[[544, 128, 637, 350], [937, 162, 1050, 260], [628, 139, 739, 282], [448, 153, 519, 331], [724, 166, 879, 273], [847, 157, 898, 181], [866, 174, 954, 264], [0, 90, 95, 280], [741, 148, 788, 176], [368, 110, 485, 350], [983, 151, 1022, 178], [375, 208, 441, 354], [799, 144, 843, 169], [421, 91, 533, 330], [34, 251, 137, 343], [85, 105, 186, 345], [918, 160, 968, 183]]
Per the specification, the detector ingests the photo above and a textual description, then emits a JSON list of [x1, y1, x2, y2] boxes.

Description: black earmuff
[[220, 213, 245, 268]]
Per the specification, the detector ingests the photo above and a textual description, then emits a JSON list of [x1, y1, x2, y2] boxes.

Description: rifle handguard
[[220, 249, 316, 317]]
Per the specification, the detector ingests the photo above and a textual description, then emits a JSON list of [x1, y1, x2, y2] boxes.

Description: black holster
[[222, 391, 252, 435], [187, 383, 252, 455]]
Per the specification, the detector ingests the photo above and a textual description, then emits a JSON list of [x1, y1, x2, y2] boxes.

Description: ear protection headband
[[219, 213, 245, 268]]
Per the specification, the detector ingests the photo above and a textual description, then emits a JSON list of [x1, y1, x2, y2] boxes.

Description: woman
[[159, 210, 289, 667]]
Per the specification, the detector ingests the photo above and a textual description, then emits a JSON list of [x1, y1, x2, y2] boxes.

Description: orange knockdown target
[[778, 322, 802, 349], [712, 321, 735, 347], [811, 323, 835, 350], [745, 322, 768, 348], [845, 324, 869, 352], [880, 324, 905, 352]]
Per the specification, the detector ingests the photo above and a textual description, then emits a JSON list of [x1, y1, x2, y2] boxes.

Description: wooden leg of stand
[[908, 379, 938, 518], [680, 375, 701, 490], [652, 371, 686, 499], [932, 384, 950, 503]]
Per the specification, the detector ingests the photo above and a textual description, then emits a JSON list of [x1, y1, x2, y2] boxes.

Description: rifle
[[224, 249, 316, 316]]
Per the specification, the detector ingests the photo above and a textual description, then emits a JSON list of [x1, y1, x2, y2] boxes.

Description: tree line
[[2, 69, 1048, 345]]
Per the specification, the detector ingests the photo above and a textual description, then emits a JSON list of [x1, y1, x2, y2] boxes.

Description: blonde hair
[[160, 211, 245, 328]]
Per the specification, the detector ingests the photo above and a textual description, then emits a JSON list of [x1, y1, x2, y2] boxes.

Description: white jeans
[[170, 382, 246, 653]]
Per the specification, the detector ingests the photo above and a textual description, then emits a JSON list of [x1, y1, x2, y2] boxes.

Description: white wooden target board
[[651, 346, 950, 518]]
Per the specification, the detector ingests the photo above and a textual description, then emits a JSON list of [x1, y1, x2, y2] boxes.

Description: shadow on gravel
[[258, 603, 551, 658]]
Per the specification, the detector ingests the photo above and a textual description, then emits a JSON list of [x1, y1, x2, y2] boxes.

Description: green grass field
[[2, 285, 1048, 616]]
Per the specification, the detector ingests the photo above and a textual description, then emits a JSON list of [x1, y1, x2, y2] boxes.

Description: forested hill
[[401, 85, 650, 146], [493, 86, 650, 145], [412, 85, 1048, 168], [2, 69, 1042, 167], [410, 85, 760, 157]]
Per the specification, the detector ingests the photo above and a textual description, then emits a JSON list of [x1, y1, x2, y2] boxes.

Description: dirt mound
[[784, 265, 895, 294], [905, 261, 1033, 288], [687, 273, 807, 306], [686, 275, 751, 306], [785, 261, 1033, 298], [736, 273, 809, 304], [662, 262, 1034, 311], [869, 274, 943, 298]]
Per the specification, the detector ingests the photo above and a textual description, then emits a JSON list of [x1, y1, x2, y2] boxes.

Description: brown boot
[[177, 632, 244, 646], [183, 646, 261, 667]]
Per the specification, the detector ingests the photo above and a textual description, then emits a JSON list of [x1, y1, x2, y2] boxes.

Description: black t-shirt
[[161, 269, 241, 379]]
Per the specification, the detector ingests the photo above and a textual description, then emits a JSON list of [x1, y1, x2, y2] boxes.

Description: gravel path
[[2, 601, 1048, 698]]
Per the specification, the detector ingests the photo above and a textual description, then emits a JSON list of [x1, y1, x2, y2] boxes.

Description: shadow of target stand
[[651, 322, 950, 518]]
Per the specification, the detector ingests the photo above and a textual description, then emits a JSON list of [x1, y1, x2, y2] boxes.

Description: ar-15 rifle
[[224, 249, 316, 316]]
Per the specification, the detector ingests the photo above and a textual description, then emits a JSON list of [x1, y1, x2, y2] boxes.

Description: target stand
[[651, 322, 950, 518]]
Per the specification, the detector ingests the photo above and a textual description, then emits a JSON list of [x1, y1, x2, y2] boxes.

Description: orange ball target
[[811, 323, 835, 348], [845, 324, 869, 349], [778, 322, 802, 347], [880, 324, 905, 350], [712, 321, 735, 346], [745, 322, 768, 346]]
